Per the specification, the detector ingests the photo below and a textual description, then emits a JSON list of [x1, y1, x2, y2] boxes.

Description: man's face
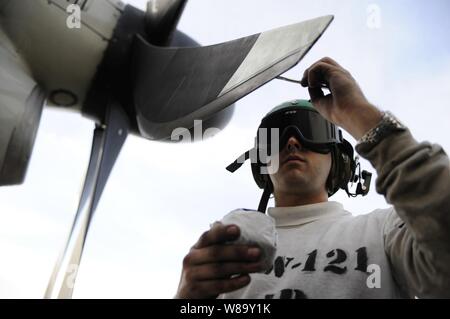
[[268, 136, 332, 196]]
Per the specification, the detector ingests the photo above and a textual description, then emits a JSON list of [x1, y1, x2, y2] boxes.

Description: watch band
[[357, 111, 407, 148]]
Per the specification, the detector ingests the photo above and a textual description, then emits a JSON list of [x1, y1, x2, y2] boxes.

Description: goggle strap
[[226, 149, 252, 173], [257, 183, 272, 214]]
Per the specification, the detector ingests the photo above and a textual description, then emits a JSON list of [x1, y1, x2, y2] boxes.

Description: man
[[175, 57, 450, 299]]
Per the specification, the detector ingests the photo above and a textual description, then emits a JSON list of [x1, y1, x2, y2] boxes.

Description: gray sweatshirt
[[220, 130, 450, 299]]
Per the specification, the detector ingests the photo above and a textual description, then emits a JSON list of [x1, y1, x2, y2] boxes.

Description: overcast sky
[[0, 0, 449, 298]]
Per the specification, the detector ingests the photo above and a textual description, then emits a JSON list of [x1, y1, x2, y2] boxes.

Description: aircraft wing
[[132, 15, 334, 140]]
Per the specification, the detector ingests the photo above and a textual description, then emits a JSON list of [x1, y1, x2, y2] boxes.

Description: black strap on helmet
[[226, 149, 252, 173], [257, 182, 273, 214], [226, 148, 272, 214]]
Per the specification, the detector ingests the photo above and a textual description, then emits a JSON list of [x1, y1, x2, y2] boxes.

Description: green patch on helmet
[[266, 99, 317, 118]]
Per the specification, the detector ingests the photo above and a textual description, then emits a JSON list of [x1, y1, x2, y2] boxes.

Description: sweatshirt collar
[[267, 201, 350, 227]]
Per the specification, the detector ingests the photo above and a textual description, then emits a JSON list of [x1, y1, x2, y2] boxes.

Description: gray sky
[[0, 0, 449, 298]]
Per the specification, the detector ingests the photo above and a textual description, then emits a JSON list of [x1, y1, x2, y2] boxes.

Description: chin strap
[[257, 182, 272, 214]]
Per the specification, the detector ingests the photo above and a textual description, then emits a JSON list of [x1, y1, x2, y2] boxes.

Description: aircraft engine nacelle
[[0, 22, 48, 186]]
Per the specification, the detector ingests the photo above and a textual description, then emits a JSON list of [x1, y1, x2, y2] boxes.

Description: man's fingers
[[190, 245, 261, 265], [301, 58, 341, 88], [319, 56, 342, 68], [307, 62, 337, 88], [194, 224, 240, 249], [187, 261, 264, 281], [300, 68, 309, 87], [190, 275, 251, 298], [308, 87, 325, 103]]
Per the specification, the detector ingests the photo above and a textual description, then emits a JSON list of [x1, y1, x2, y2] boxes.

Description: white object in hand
[[217, 209, 278, 272]]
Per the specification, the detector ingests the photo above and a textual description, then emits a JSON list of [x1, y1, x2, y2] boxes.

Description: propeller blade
[[45, 101, 129, 298], [131, 15, 334, 141], [145, 0, 188, 45]]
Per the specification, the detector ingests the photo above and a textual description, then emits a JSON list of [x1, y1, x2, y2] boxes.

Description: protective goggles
[[226, 107, 344, 173], [257, 107, 344, 155]]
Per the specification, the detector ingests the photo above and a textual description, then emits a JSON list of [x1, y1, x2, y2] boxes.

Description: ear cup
[[326, 141, 355, 196], [340, 140, 357, 190], [326, 146, 339, 196], [338, 151, 353, 189]]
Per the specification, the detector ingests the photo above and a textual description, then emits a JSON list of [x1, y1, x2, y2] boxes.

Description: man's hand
[[175, 223, 264, 299], [300, 57, 383, 140]]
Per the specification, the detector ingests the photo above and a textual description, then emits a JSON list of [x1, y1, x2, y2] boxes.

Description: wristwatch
[[357, 111, 407, 148]]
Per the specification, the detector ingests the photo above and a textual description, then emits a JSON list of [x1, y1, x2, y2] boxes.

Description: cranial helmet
[[226, 99, 372, 213]]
